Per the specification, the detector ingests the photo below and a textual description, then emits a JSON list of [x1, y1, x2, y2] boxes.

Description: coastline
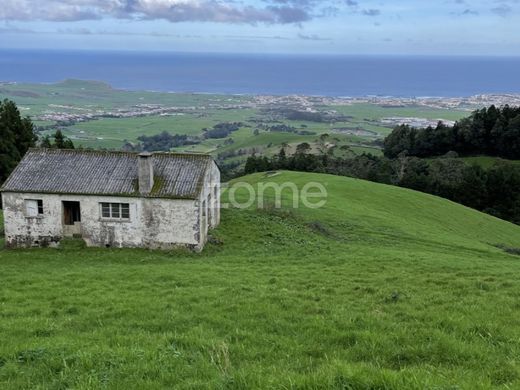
[[2, 50, 520, 98], [2, 79, 520, 104]]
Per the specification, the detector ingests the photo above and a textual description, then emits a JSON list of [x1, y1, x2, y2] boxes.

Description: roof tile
[[1, 149, 213, 199]]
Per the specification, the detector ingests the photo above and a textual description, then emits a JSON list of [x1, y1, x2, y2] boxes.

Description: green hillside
[[1, 172, 520, 389]]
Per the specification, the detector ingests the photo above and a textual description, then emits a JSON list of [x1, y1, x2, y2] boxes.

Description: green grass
[[1, 80, 250, 112], [331, 103, 469, 122], [460, 156, 520, 169], [425, 156, 520, 170], [62, 115, 216, 149], [2, 172, 520, 388]]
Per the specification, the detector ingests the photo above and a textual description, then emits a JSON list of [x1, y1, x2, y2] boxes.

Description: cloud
[[0, 0, 390, 25], [452, 8, 479, 16], [491, 4, 512, 17], [362, 9, 381, 16], [0, 0, 102, 22], [224, 34, 291, 40], [297, 33, 332, 41], [0, 26, 39, 34], [0, 0, 317, 24], [57, 28, 203, 38], [266, 6, 312, 23]]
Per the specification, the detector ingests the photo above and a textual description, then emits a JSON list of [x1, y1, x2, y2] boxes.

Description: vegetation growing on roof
[[150, 176, 166, 195]]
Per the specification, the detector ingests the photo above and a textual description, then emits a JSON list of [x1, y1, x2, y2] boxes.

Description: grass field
[[1, 172, 520, 388], [2, 79, 250, 112]]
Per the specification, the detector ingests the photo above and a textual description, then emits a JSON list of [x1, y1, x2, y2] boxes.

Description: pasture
[[1, 172, 520, 388]]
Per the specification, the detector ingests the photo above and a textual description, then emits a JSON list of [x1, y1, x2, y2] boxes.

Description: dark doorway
[[63, 201, 81, 225]]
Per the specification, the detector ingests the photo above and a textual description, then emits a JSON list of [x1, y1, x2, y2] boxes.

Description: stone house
[[0, 148, 220, 250]]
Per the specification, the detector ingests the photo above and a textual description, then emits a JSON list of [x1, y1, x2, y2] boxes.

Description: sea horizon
[[1, 49, 520, 98]]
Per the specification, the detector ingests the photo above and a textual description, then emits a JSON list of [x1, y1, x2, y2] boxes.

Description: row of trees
[[0, 99, 36, 182], [136, 131, 198, 151], [244, 147, 520, 225], [40, 130, 75, 150], [203, 122, 241, 139], [384, 105, 520, 159]]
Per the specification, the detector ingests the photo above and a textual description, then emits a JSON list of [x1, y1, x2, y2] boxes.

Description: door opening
[[63, 201, 81, 225]]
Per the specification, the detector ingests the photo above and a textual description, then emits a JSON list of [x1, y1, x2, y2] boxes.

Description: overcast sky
[[0, 0, 518, 55]]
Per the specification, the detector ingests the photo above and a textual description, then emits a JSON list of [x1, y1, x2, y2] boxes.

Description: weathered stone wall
[[1, 192, 201, 250], [195, 161, 221, 246], [209, 161, 221, 228]]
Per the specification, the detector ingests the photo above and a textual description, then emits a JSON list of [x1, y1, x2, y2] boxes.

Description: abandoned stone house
[[0, 148, 220, 250]]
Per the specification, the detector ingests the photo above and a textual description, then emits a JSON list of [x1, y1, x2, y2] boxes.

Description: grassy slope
[[1, 172, 520, 389]]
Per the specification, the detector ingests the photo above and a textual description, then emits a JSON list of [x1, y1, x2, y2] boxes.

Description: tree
[[244, 155, 259, 174], [383, 125, 416, 158], [383, 105, 520, 160], [425, 158, 466, 199], [456, 164, 487, 210], [54, 130, 66, 149], [396, 157, 429, 190], [276, 147, 287, 169], [497, 114, 520, 159], [63, 137, 75, 149], [0, 99, 36, 183], [0, 122, 19, 183], [40, 135, 52, 148], [52, 130, 75, 149], [317, 133, 330, 154], [485, 164, 520, 223], [296, 142, 311, 154], [1, 100, 38, 157]]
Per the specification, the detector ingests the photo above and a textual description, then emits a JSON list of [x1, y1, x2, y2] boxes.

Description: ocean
[[1, 49, 519, 97]]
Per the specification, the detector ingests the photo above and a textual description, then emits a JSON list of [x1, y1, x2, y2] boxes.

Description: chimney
[[138, 152, 154, 194]]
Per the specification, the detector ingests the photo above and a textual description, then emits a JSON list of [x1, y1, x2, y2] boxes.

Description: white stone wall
[[1, 192, 201, 250], [210, 161, 221, 228], [1, 161, 221, 251], [196, 161, 221, 246]]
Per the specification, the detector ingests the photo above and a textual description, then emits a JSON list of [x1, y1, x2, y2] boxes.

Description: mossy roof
[[0, 148, 214, 200]]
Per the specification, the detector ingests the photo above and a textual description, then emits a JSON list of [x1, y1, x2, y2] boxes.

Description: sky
[[0, 0, 518, 55]]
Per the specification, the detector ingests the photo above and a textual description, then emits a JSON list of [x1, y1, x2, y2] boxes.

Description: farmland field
[[1, 172, 520, 388], [0, 80, 476, 167]]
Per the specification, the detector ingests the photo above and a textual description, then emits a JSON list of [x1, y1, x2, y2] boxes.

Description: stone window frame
[[24, 199, 44, 218], [100, 202, 131, 222]]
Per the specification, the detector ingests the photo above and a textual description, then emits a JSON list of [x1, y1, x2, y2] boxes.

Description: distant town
[[14, 90, 520, 128]]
